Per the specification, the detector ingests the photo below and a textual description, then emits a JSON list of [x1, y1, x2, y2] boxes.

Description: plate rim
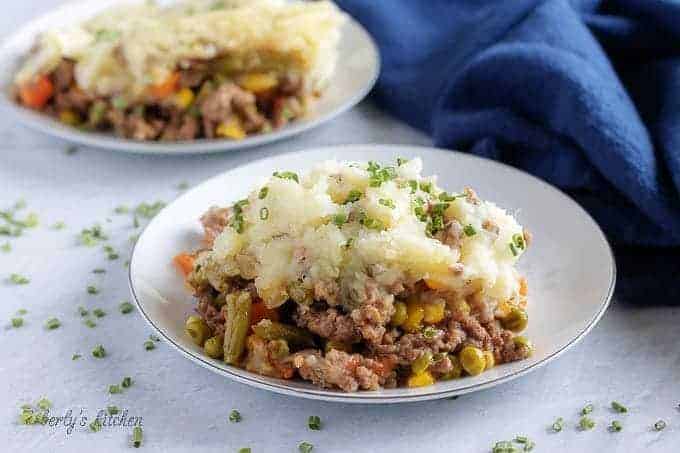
[[128, 144, 617, 403], [0, 0, 380, 155]]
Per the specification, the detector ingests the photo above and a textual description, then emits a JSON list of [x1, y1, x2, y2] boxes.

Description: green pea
[[203, 335, 224, 359], [459, 345, 486, 376], [500, 306, 528, 332]]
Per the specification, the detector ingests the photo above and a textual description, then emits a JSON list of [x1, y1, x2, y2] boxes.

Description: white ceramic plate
[[129, 145, 616, 403], [0, 0, 379, 154]]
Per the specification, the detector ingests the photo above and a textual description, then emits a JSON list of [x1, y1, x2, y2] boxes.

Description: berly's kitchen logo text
[[38, 408, 143, 435]]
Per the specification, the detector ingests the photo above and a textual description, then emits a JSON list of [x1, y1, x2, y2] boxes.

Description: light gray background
[[1, 2, 678, 452]]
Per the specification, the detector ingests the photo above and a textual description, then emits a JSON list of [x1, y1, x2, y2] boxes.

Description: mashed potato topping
[[16, 0, 345, 100], [197, 158, 527, 310]]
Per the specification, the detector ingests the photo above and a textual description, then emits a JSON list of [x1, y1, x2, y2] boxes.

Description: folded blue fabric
[[338, 0, 680, 303]]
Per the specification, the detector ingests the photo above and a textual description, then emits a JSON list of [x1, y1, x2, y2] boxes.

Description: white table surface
[[1, 3, 679, 452]]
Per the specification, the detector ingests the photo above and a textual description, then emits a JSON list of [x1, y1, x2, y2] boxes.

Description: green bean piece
[[185, 315, 210, 346], [251, 319, 315, 348], [223, 292, 252, 365], [204, 335, 224, 359]]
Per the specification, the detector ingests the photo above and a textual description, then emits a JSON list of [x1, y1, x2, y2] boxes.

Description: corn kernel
[[391, 301, 408, 327], [424, 277, 447, 290], [173, 88, 195, 110], [237, 72, 278, 94], [451, 299, 471, 316], [58, 109, 80, 126], [402, 299, 425, 333], [483, 350, 495, 370], [216, 118, 246, 140], [407, 370, 434, 388], [423, 299, 446, 324]]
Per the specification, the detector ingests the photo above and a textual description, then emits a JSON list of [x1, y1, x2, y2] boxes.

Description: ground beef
[[52, 60, 75, 92], [292, 349, 396, 392], [429, 355, 454, 378], [200, 206, 231, 246], [196, 297, 225, 335], [313, 280, 341, 306], [482, 218, 500, 235], [200, 82, 264, 137], [107, 109, 165, 140], [295, 305, 360, 344], [244, 335, 295, 379], [161, 112, 200, 141], [349, 279, 395, 345], [437, 219, 463, 249], [53, 87, 92, 114]]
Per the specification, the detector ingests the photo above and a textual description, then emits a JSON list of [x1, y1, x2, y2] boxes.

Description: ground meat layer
[[19, 58, 308, 141]]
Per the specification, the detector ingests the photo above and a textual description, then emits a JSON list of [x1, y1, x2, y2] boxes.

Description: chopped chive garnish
[[121, 377, 133, 388], [408, 180, 418, 194], [396, 157, 409, 166], [45, 317, 61, 330], [491, 441, 515, 453], [132, 426, 143, 448], [108, 384, 121, 394], [609, 420, 622, 432], [653, 420, 666, 431], [65, 145, 78, 155], [78, 306, 89, 316], [259, 207, 269, 220], [93, 308, 106, 318], [87, 285, 99, 295], [9, 273, 30, 284], [579, 416, 595, 430], [581, 403, 594, 415], [51, 221, 66, 230], [332, 213, 347, 226], [107, 406, 120, 415], [149, 334, 160, 342], [611, 401, 627, 413], [512, 233, 526, 250], [419, 181, 433, 193], [298, 442, 313, 453], [343, 189, 363, 204], [463, 224, 476, 236], [11, 317, 23, 328], [114, 205, 130, 214], [308, 415, 321, 430], [92, 268, 106, 274], [229, 409, 242, 423], [344, 238, 354, 249], [135, 201, 166, 219], [1, 242, 10, 252], [378, 198, 396, 209], [119, 302, 134, 314], [144, 340, 155, 350], [84, 319, 97, 328], [72, 353, 81, 360], [103, 245, 119, 260], [509, 243, 518, 256], [177, 181, 189, 191], [79, 225, 108, 246], [17, 308, 27, 315], [273, 171, 299, 183], [92, 344, 106, 358], [551, 417, 564, 432], [89, 418, 102, 432], [258, 187, 269, 199], [237, 449, 250, 453]]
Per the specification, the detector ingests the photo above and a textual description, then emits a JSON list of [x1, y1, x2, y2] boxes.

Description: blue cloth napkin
[[337, 0, 680, 303]]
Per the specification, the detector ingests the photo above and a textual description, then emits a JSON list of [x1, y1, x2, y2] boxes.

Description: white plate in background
[[0, 0, 379, 154], [129, 145, 616, 403]]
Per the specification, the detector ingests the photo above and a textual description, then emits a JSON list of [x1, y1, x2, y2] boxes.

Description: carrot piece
[[19, 75, 54, 109], [249, 301, 279, 326], [173, 253, 195, 277], [149, 72, 180, 98]]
